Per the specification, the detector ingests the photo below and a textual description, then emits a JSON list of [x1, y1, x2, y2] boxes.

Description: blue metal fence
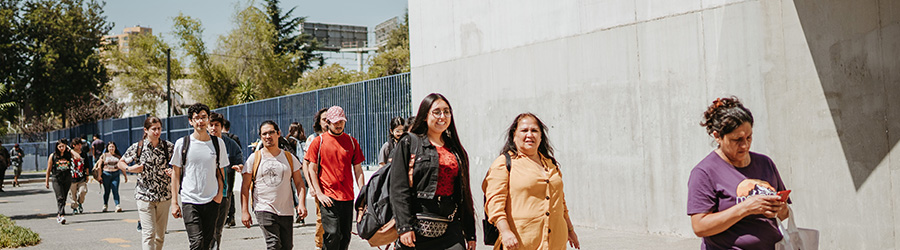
[[3, 73, 411, 171]]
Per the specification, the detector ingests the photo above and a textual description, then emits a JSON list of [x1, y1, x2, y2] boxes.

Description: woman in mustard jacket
[[483, 113, 580, 250]]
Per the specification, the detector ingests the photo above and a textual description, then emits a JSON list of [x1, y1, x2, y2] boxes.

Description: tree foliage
[[264, 0, 323, 73], [367, 12, 409, 78], [173, 13, 236, 109], [290, 64, 366, 94], [18, 0, 113, 125], [104, 33, 185, 116], [216, 5, 297, 101]]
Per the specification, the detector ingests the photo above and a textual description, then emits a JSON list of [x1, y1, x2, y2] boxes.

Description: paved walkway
[[0, 171, 700, 249]]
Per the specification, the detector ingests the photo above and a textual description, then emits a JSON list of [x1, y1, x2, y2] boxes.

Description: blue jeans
[[102, 170, 121, 206]]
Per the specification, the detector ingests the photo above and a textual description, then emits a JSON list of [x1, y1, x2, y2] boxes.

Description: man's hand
[[296, 205, 308, 219], [171, 204, 182, 218], [231, 164, 243, 172], [316, 192, 333, 207], [241, 211, 252, 228], [213, 193, 223, 204]]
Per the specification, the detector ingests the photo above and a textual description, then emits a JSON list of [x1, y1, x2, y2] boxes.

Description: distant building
[[300, 22, 368, 51], [375, 17, 401, 48], [101, 26, 152, 53]]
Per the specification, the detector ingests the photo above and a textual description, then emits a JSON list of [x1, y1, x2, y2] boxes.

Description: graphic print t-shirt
[[686, 151, 788, 250], [244, 150, 301, 216]]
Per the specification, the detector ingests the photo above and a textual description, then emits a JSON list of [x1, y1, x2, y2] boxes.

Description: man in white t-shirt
[[241, 120, 307, 250], [169, 103, 230, 250]]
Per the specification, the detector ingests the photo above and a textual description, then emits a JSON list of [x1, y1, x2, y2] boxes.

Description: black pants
[[226, 167, 236, 221], [211, 196, 231, 249], [183, 201, 220, 250], [397, 221, 466, 250], [0, 165, 7, 187], [321, 199, 353, 250], [257, 211, 293, 250], [51, 174, 72, 216]]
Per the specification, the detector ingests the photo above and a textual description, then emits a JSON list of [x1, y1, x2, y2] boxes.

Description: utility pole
[[166, 48, 172, 141]]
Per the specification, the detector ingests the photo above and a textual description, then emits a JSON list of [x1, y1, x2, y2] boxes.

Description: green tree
[[263, 0, 323, 73], [18, 0, 113, 126], [367, 12, 409, 78], [173, 13, 236, 108], [290, 63, 366, 94], [104, 33, 185, 116], [216, 5, 297, 101]]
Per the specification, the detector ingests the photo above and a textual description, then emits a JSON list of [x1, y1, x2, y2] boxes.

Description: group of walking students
[[38, 92, 791, 250]]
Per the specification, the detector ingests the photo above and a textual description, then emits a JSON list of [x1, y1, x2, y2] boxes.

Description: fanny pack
[[415, 208, 456, 238]]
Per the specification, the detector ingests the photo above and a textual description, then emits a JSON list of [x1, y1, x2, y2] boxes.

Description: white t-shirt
[[169, 134, 230, 205], [243, 149, 301, 216]]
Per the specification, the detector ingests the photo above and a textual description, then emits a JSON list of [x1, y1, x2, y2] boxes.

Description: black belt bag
[[415, 211, 454, 238]]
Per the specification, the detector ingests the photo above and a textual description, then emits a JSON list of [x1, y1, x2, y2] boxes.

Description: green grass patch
[[0, 214, 40, 248]]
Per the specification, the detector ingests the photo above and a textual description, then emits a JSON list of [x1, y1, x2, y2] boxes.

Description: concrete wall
[[409, 0, 899, 249]]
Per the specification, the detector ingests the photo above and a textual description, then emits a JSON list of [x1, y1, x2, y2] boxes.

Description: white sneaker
[[102, 205, 108, 212], [115, 205, 122, 213], [57, 216, 66, 224]]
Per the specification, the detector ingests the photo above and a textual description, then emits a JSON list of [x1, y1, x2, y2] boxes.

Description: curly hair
[[700, 96, 754, 137]]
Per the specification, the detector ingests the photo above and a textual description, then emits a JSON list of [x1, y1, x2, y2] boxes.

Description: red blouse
[[434, 146, 459, 196]]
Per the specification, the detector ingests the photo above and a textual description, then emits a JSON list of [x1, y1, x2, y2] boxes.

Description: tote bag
[[776, 206, 819, 250]]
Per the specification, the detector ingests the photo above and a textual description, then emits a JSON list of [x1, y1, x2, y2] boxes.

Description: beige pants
[[137, 199, 171, 250], [316, 199, 323, 248], [69, 181, 88, 207]]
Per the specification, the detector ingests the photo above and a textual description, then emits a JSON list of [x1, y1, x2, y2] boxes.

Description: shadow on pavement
[[66, 218, 121, 225], [0, 188, 52, 197], [8, 213, 56, 221]]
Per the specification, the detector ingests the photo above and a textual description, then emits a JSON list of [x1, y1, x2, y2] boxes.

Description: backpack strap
[[179, 135, 191, 192], [250, 149, 296, 194], [250, 150, 263, 193]]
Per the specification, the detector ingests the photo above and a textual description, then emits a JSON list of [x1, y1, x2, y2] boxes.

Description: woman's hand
[[466, 240, 476, 250], [501, 230, 520, 250], [568, 229, 581, 249], [130, 164, 144, 173], [740, 195, 783, 218], [399, 231, 416, 247], [164, 168, 173, 177], [45, 180, 49, 189]]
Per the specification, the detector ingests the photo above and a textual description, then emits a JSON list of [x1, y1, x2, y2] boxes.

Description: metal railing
[[3, 73, 411, 171]]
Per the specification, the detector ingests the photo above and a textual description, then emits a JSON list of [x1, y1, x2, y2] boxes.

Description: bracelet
[[568, 227, 575, 232]]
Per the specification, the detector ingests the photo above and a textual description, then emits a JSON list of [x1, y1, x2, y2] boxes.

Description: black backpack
[[179, 134, 223, 193], [355, 133, 420, 242], [483, 153, 512, 245]]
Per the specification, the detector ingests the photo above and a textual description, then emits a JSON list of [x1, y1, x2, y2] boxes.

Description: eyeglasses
[[192, 116, 208, 122], [431, 109, 452, 117]]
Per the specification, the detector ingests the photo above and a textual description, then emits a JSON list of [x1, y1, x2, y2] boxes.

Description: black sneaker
[[226, 218, 235, 228], [137, 222, 142, 232]]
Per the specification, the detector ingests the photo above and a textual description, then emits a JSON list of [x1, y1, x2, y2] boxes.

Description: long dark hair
[[312, 108, 328, 134], [409, 93, 474, 223], [53, 139, 72, 161], [288, 122, 306, 140], [500, 113, 558, 166], [106, 141, 121, 158], [388, 116, 406, 141]]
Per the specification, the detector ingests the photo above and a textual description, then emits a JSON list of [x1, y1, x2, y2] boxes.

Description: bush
[[0, 214, 41, 248]]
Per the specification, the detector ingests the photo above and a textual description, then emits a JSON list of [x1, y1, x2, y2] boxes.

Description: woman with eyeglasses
[[389, 93, 477, 250]]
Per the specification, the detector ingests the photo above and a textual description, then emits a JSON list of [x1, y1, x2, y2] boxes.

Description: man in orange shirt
[[305, 106, 365, 250]]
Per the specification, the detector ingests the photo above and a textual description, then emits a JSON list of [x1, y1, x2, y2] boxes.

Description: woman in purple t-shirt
[[687, 97, 790, 250]]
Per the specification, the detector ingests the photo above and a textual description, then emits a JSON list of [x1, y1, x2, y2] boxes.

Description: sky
[[103, 0, 408, 70]]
